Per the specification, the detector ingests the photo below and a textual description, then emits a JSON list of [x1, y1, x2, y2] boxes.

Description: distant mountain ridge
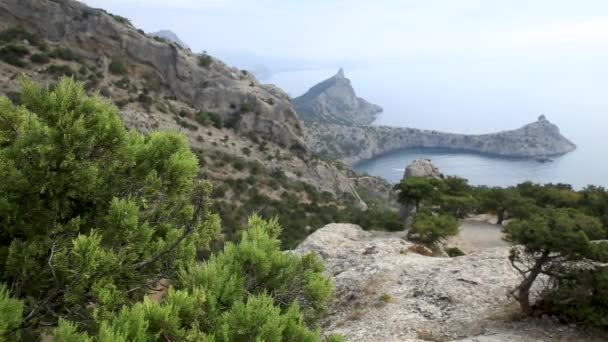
[[292, 68, 383, 125]]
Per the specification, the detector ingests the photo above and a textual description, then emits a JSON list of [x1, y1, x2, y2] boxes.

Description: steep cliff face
[[0, 0, 305, 151], [306, 116, 577, 165], [0, 0, 366, 208], [292, 68, 383, 125]]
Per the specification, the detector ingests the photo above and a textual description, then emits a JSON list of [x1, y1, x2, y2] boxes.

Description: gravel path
[[448, 220, 510, 253]]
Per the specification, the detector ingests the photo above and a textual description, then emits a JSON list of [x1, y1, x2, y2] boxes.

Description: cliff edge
[[306, 115, 577, 165]]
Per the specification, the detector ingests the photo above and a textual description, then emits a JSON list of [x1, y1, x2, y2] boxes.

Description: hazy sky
[[82, 0, 608, 62]]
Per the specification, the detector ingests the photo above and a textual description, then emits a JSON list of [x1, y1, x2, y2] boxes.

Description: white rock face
[[404, 159, 442, 179], [295, 224, 602, 342], [306, 117, 577, 165]]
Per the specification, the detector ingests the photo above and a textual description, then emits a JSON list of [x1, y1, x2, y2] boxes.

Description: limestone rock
[[292, 68, 383, 125], [305, 117, 577, 165], [295, 224, 601, 341], [0, 0, 306, 151], [404, 159, 442, 179]]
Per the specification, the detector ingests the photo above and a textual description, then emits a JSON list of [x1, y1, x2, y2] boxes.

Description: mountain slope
[[293, 68, 383, 125], [0, 0, 376, 245]]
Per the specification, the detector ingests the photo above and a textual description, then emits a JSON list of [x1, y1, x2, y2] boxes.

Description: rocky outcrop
[[292, 68, 383, 125], [295, 224, 601, 341], [0, 0, 306, 151], [149, 30, 189, 49], [404, 159, 442, 179], [306, 116, 577, 165]]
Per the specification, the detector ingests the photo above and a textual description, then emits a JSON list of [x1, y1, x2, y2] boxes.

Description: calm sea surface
[[270, 58, 608, 189]]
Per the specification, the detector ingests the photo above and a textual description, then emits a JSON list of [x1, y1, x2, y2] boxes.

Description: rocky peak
[[335, 67, 345, 78], [292, 68, 383, 125]]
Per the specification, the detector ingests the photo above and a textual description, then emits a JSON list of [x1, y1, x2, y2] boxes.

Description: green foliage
[[46, 216, 336, 340], [478, 187, 535, 224], [445, 247, 465, 257], [110, 14, 132, 26], [0, 284, 23, 340], [108, 59, 128, 75], [0, 44, 29, 67], [0, 77, 340, 340], [30, 52, 50, 64], [0, 26, 47, 51], [49, 47, 81, 62], [44, 64, 76, 77], [408, 210, 459, 246], [198, 54, 213, 68], [0, 77, 221, 334], [394, 176, 441, 210], [505, 208, 607, 316]]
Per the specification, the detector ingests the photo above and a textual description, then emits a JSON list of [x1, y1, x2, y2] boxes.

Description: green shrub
[[445, 247, 465, 257], [505, 208, 607, 315], [110, 14, 132, 26], [49, 47, 81, 62], [0, 44, 29, 67], [0, 77, 340, 341], [195, 111, 223, 128], [232, 158, 247, 171], [198, 54, 213, 68], [30, 53, 50, 64], [175, 117, 198, 131], [108, 59, 128, 75], [44, 64, 76, 77], [408, 210, 459, 246], [0, 26, 45, 50]]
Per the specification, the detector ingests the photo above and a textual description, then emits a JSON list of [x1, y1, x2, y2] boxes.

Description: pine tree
[[0, 77, 341, 340], [505, 208, 607, 315]]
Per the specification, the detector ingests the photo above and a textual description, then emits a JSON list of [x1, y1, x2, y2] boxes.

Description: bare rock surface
[[306, 116, 577, 165], [293, 68, 383, 125], [404, 159, 442, 179], [295, 224, 604, 341]]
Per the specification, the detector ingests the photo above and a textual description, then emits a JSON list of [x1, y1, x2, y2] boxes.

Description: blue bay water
[[269, 58, 608, 189]]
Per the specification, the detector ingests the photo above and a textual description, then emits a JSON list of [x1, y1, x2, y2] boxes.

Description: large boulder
[[404, 159, 442, 179]]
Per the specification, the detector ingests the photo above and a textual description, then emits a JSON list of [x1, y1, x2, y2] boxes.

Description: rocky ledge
[[306, 115, 577, 165], [295, 224, 602, 342]]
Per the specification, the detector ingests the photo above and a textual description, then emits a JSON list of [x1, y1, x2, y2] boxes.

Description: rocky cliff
[[306, 116, 577, 165], [295, 224, 603, 341], [0, 0, 306, 150], [0, 0, 365, 208], [292, 68, 383, 125]]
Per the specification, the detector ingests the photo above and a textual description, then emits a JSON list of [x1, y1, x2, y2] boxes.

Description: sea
[[269, 58, 608, 189]]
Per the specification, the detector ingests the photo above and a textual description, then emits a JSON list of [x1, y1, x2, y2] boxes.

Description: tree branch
[[134, 196, 205, 270]]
